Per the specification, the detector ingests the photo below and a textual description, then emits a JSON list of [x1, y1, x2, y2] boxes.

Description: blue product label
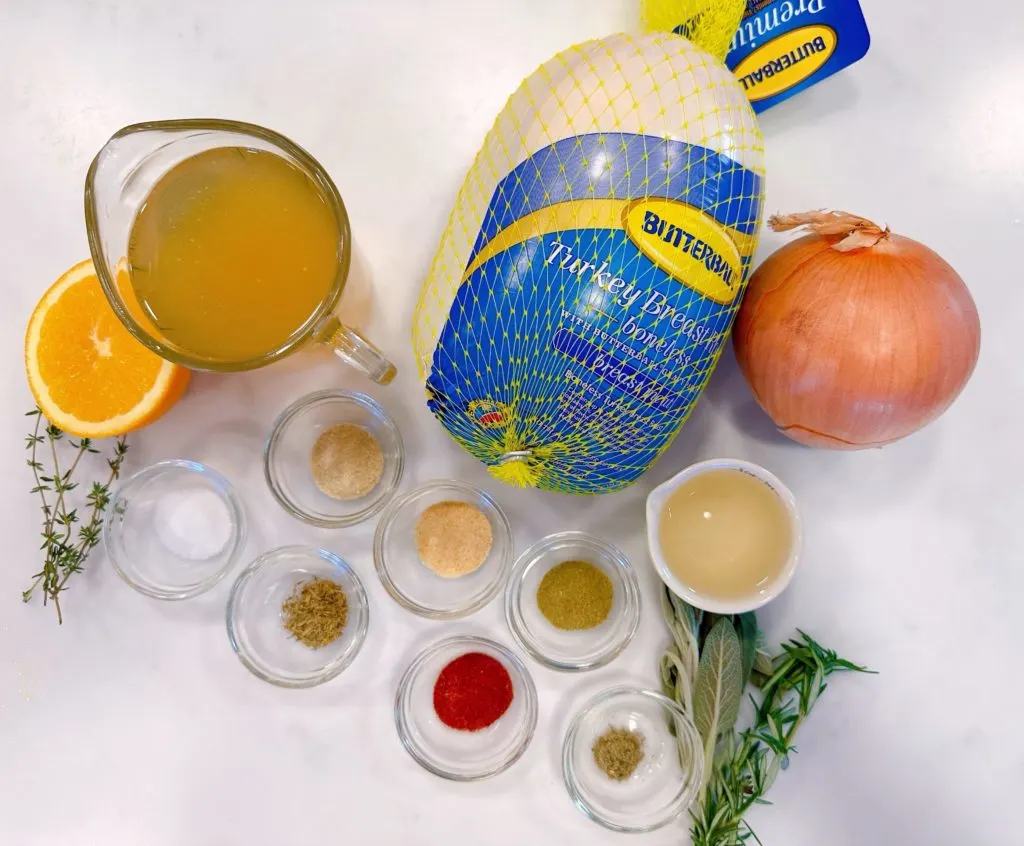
[[725, 0, 870, 113], [426, 133, 763, 493]]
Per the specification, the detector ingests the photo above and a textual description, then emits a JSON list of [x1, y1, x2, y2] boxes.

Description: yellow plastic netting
[[412, 2, 763, 495]]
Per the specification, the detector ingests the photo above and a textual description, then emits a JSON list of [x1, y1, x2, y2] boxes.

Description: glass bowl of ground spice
[[226, 545, 369, 688], [395, 634, 538, 781], [373, 480, 513, 619], [562, 687, 704, 833], [264, 390, 404, 528], [504, 531, 640, 671]]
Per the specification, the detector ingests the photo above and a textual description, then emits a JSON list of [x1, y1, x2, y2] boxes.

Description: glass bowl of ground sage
[[395, 634, 538, 781], [264, 390, 404, 528], [373, 480, 513, 619], [226, 545, 369, 688], [504, 531, 640, 671], [562, 687, 703, 833]]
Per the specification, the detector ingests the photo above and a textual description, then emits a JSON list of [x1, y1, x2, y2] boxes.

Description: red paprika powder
[[433, 652, 514, 731]]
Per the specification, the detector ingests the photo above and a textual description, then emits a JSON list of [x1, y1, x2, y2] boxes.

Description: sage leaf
[[698, 611, 722, 651], [660, 644, 694, 716], [737, 612, 758, 689], [669, 588, 702, 640], [693, 618, 744, 785], [754, 626, 774, 677], [662, 587, 701, 692]]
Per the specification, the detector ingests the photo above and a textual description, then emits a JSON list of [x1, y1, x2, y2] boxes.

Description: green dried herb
[[282, 577, 349, 649]]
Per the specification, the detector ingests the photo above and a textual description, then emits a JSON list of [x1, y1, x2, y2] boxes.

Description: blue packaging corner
[[725, 0, 871, 113]]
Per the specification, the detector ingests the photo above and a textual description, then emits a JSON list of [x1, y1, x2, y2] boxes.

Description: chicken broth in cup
[[646, 460, 801, 614]]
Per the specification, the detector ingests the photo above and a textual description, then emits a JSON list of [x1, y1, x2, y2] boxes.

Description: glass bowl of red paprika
[[562, 687, 704, 832], [394, 634, 538, 781]]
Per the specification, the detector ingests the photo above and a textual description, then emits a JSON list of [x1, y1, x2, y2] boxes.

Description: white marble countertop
[[1, 1, 1021, 844]]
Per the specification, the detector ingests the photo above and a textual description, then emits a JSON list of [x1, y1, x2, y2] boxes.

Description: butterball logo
[[622, 198, 743, 305], [733, 24, 838, 102]]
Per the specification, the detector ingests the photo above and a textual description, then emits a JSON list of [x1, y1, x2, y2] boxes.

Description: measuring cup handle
[[324, 322, 396, 385]]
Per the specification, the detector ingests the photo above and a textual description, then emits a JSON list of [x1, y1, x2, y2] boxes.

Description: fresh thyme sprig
[[23, 408, 129, 623], [660, 588, 873, 846]]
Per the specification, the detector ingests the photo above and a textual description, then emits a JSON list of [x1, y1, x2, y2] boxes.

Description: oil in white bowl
[[657, 468, 792, 600]]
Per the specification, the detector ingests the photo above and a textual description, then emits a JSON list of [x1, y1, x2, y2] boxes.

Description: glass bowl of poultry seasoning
[[373, 480, 513, 619], [504, 531, 640, 671], [394, 634, 538, 781], [226, 545, 369, 688], [562, 687, 704, 833], [264, 390, 404, 528]]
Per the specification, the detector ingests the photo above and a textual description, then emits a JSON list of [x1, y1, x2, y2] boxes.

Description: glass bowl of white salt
[[104, 459, 246, 600]]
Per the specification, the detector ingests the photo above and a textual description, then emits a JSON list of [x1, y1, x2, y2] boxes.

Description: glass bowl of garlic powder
[[264, 390, 404, 528]]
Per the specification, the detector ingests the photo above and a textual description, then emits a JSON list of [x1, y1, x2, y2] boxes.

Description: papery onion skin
[[733, 225, 981, 449]]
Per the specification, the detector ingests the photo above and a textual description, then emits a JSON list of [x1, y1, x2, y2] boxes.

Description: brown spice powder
[[415, 500, 493, 578], [310, 423, 383, 500], [593, 726, 644, 781]]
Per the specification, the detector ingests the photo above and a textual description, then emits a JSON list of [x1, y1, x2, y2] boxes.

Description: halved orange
[[25, 259, 190, 438]]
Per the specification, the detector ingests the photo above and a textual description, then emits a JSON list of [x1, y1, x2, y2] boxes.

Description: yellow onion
[[733, 211, 981, 449]]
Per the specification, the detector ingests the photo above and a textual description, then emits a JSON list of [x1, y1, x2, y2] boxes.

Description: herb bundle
[[660, 588, 872, 845], [24, 408, 129, 623]]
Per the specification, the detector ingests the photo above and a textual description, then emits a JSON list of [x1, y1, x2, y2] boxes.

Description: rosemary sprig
[[660, 588, 873, 846], [23, 408, 129, 623]]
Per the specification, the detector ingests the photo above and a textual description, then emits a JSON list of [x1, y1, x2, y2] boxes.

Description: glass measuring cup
[[84, 119, 395, 384]]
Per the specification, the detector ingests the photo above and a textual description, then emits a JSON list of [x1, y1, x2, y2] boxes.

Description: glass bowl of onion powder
[[373, 480, 513, 619], [264, 390, 404, 528]]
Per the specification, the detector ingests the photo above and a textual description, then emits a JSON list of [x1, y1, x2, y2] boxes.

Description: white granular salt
[[154, 486, 233, 560]]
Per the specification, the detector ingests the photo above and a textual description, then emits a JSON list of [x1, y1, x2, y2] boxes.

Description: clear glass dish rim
[[373, 479, 513, 620], [103, 458, 247, 600], [225, 544, 370, 689], [504, 531, 641, 672], [263, 389, 405, 528], [393, 633, 538, 781], [561, 686, 705, 834]]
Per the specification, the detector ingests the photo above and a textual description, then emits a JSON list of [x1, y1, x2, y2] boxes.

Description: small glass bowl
[[226, 546, 369, 688], [104, 459, 246, 600], [373, 480, 513, 619], [563, 687, 704, 833], [505, 531, 640, 671], [395, 634, 538, 781], [264, 390, 404, 528]]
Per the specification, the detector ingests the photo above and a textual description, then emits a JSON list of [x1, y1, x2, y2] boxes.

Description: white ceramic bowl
[[645, 458, 802, 614]]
